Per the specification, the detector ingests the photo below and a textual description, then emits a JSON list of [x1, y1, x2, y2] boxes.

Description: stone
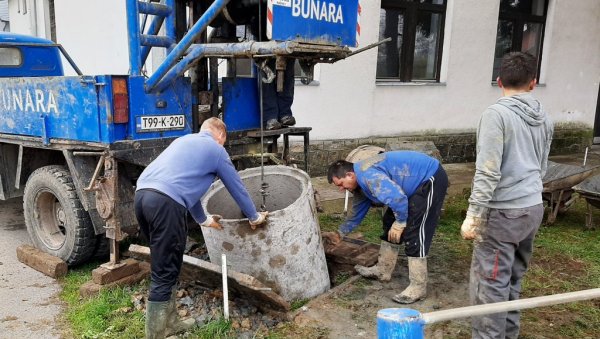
[[16, 245, 67, 278], [241, 318, 251, 329]]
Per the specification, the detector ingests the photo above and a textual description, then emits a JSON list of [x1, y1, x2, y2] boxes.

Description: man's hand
[[200, 215, 222, 230], [249, 211, 268, 229], [460, 214, 486, 240], [387, 221, 406, 244], [322, 231, 342, 247]]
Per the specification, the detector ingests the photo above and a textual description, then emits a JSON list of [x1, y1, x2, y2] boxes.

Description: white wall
[[53, 0, 129, 75], [7, 0, 600, 138], [294, 0, 600, 139], [8, 0, 130, 75], [536, 0, 600, 124], [8, 0, 52, 37]]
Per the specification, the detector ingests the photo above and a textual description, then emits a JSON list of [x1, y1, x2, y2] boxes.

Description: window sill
[[491, 81, 546, 87], [376, 81, 447, 87]]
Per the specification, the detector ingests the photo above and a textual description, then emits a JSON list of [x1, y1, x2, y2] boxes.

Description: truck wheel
[[24, 165, 95, 266]]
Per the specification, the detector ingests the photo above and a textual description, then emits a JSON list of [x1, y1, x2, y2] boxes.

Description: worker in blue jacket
[[325, 151, 448, 304], [134, 117, 267, 338]]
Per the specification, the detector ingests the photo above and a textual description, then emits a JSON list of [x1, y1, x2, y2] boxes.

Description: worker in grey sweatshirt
[[461, 52, 553, 339]]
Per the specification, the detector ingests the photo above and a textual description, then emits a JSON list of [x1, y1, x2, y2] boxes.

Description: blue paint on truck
[[0, 33, 192, 143], [0, 33, 64, 77], [268, 0, 360, 47]]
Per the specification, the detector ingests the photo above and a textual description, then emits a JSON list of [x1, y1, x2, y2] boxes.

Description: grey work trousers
[[470, 204, 544, 339]]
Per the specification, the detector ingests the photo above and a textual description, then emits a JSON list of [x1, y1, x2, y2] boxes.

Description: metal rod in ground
[[222, 253, 229, 320], [343, 190, 349, 217], [377, 288, 600, 339]]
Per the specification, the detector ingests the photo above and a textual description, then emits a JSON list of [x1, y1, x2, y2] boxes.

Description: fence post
[[377, 308, 424, 339]]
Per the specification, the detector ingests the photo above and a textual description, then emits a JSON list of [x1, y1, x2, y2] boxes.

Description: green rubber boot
[[145, 300, 169, 339], [165, 288, 196, 336]]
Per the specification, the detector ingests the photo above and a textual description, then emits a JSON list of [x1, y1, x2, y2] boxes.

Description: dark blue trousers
[[261, 58, 295, 122], [134, 189, 187, 302]]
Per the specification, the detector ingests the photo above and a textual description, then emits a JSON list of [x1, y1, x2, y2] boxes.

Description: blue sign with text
[[267, 0, 360, 47]]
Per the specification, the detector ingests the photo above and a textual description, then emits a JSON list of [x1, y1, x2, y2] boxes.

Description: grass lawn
[[59, 191, 600, 338]]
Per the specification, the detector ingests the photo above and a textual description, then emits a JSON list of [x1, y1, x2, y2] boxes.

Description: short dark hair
[[498, 52, 537, 89], [327, 160, 354, 184]]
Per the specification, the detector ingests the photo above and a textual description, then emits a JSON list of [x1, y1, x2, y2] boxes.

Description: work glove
[[200, 214, 222, 230], [322, 231, 343, 247], [460, 212, 486, 241], [387, 221, 406, 244], [249, 211, 268, 229]]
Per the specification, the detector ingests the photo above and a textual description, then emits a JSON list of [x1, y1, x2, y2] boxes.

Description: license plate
[[137, 115, 185, 132]]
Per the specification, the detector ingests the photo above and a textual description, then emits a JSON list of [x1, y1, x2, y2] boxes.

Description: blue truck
[[0, 0, 364, 266]]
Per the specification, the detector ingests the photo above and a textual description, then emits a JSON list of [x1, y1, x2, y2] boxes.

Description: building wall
[[7, 0, 600, 139], [8, 0, 130, 75], [294, 0, 600, 139]]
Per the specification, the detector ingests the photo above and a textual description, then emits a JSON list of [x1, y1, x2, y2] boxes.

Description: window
[[376, 0, 447, 82], [0, 47, 22, 66], [492, 0, 548, 80]]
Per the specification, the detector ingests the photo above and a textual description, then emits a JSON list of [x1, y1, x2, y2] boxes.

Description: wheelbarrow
[[573, 175, 600, 229], [542, 161, 598, 224]]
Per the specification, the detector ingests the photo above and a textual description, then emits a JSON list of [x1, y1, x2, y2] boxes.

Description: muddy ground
[[291, 241, 472, 338]]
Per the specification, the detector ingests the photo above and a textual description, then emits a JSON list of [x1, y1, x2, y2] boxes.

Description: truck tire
[[23, 165, 95, 266]]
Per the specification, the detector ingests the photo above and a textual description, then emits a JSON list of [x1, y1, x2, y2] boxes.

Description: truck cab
[[0, 33, 63, 77]]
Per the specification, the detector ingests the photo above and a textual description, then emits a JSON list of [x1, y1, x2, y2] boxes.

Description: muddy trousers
[[381, 165, 448, 257], [135, 189, 188, 302], [470, 204, 544, 339]]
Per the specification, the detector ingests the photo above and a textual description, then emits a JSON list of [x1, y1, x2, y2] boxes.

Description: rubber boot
[[354, 241, 399, 282], [392, 257, 428, 304], [145, 300, 169, 339], [165, 288, 196, 336]]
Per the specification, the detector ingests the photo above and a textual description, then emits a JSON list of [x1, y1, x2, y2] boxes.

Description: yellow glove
[[387, 221, 406, 244], [322, 231, 342, 246], [249, 211, 269, 229], [460, 213, 486, 240], [200, 215, 222, 230]]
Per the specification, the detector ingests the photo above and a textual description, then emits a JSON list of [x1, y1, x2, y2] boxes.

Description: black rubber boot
[[265, 119, 282, 130], [279, 115, 296, 126]]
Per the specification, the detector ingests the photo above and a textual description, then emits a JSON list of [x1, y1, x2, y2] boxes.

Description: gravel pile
[[131, 239, 284, 337]]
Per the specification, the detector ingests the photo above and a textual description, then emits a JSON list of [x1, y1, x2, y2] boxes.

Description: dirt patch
[[291, 248, 472, 338], [525, 248, 590, 294]]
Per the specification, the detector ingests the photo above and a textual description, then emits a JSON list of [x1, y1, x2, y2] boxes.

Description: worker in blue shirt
[[324, 151, 448, 304], [134, 117, 268, 338]]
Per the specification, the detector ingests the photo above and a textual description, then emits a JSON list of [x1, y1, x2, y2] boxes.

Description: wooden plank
[[324, 237, 380, 267], [80, 261, 151, 298], [92, 258, 140, 285], [16, 245, 67, 278], [126, 244, 291, 312]]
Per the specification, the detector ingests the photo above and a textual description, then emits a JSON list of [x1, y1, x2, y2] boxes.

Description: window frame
[[493, 0, 549, 81], [378, 0, 447, 82]]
